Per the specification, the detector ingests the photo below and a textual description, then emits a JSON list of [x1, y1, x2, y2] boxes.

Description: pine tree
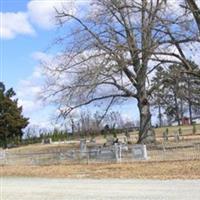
[[151, 67, 166, 127], [151, 62, 200, 125], [0, 82, 29, 148]]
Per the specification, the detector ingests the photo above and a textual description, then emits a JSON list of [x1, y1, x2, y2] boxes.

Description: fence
[[0, 139, 200, 166]]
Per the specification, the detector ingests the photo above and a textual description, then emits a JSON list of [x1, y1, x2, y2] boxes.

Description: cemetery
[[1, 125, 200, 166], [0, 124, 200, 180], [1, 1, 200, 199]]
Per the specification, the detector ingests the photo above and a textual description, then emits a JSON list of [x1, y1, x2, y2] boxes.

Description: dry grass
[[1, 125, 200, 179], [154, 124, 200, 137], [0, 124, 199, 154], [1, 160, 200, 179], [4, 142, 80, 154]]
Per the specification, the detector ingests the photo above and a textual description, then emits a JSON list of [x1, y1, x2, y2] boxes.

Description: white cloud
[[0, 0, 78, 39], [16, 51, 59, 128], [27, 0, 76, 29], [17, 80, 43, 113], [16, 58, 45, 114], [18, 98, 40, 113], [32, 51, 53, 62], [1, 0, 199, 40], [0, 12, 35, 39]]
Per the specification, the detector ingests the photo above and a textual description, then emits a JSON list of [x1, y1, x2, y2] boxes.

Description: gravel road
[[1, 178, 200, 200]]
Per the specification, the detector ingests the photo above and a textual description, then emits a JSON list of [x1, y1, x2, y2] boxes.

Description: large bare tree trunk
[[137, 96, 155, 144], [136, 74, 155, 144], [136, 0, 155, 144]]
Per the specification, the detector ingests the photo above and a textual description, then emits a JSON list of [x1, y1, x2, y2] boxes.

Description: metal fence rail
[[1, 142, 200, 166]]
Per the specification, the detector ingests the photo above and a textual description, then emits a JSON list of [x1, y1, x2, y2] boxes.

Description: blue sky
[[1, 0, 140, 129]]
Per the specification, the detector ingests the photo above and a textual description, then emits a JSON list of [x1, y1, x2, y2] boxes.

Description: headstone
[[162, 141, 166, 152], [80, 139, 87, 157], [114, 144, 122, 162], [163, 130, 168, 141], [96, 148, 115, 160], [88, 147, 101, 158], [174, 132, 180, 142], [121, 144, 128, 151], [7, 144, 17, 148], [132, 144, 148, 160], [106, 136, 114, 146], [42, 138, 52, 144], [59, 152, 65, 160], [124, 136, 128, 144], [0, 151, 5, 159], [67, 150, 76, 159]]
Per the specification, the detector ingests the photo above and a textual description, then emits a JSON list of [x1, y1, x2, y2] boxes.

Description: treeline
[[151, 62, 200, 126], [22, 111, 137, 144], [22, 128, 69, 145], [66, 110, 137, 138]]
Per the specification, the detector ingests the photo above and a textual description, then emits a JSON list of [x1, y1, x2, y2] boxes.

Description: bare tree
[[104, 111, 124, 129], [162, 0, 200, 77], [41, 0, 199, 143], [186, 0, 200, 32]]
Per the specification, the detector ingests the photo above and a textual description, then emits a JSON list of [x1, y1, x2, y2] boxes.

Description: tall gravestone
[[0, 150, 5, 159], [163, 130, 168, 141], [80, 139, 87, 157], [114, 143, 122, 162], [0, 150, 6, 165], [174, 131, 180, 142]]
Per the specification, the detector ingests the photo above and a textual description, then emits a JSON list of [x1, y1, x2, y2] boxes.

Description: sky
[[0, 0, 139, 129], [2, 0, 199, 130]]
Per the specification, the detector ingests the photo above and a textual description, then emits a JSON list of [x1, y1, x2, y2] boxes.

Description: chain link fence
[[1, 139, 200, 166]]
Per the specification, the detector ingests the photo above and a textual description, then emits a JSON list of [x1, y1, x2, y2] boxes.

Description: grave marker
[[114, 144, 122, 162], [174, 132, 180, 142], [0, 151, 5, 159], [80, 139, 87, 157], [163, 130, 168, 141], [132, 144, 148, 160]]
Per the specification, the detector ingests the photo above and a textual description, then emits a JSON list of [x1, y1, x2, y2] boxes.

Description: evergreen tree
[[151, 67, 166, 127], [0, 82, 29, 148], [151, 62, 200, 125]]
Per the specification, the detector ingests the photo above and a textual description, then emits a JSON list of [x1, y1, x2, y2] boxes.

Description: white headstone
[[124, 136, 128, 144], [174, 132, 180, 142], [80, 139, 87, 157], [0, 151, 6, 160], [96, 148, 115, 160], [132, 144, 148, 160], [114, 144, 122, 162]]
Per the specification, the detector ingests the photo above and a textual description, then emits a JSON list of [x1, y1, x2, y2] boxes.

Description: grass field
[[1, 124, 200, 179], [153, 124, 200, 137], [1, 160, 200, 179], [1, 124, 199, 153]]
